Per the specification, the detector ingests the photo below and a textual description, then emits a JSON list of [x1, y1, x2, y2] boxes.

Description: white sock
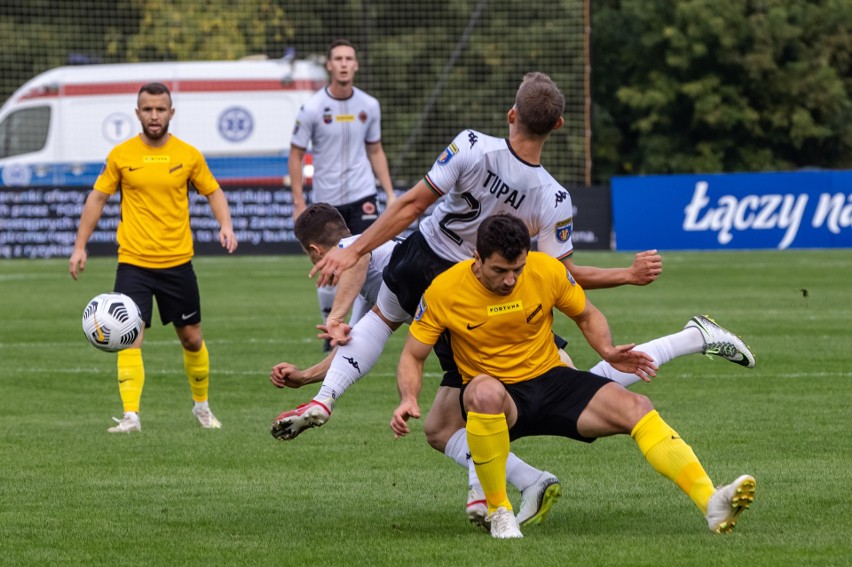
[[317, 285, 337, 323], [445, 428, 469, 468], [446, 427, 540, 491], [193, 400, 209, 411], [315, 310, 393, 402], [589, 327, 705, 387]]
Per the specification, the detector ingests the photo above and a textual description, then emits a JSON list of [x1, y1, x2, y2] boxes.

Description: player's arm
[[69, 189, 110, 280], [366, 141, 396, 207], [323, 252, 371, 345], [561, 250, 662, 289], [390, 333, 433, 438], [569, 298, 657, 380], [311, 180, 438, 287], [205, 188, 238, 253], [288, 145, 307, 219], [270, 353, 333, 388]]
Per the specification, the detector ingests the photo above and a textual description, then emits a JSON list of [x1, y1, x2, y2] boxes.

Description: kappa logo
[[467, 130, 478, 148], [555, 190, 569, 208], [343, 355, 361, 373]]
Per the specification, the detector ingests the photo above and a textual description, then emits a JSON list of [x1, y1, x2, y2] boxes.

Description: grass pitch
[[1, 250, 850, 566]]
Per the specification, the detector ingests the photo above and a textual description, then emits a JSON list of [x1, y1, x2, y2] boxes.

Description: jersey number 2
[[438, 192, 481, 245]]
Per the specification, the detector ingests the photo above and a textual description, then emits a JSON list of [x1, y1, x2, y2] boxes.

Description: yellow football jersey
[[93, 135, 220, 268], [411, 251, 586, 384]]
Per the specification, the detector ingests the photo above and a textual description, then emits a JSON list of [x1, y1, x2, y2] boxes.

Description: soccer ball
[[81, 293, 143, 352]]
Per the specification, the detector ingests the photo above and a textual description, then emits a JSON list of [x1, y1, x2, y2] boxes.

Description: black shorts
[[336, 195, 379, 234], [114, 262, 201, 328], [460, 366, 612, 443], [382, 230, 456, 317]]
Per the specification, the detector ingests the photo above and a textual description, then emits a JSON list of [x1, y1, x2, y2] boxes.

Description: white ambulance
[[0, 58, 326, 187]]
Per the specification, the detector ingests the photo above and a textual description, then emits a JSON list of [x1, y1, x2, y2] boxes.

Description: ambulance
[[0, 58, 326, 187]]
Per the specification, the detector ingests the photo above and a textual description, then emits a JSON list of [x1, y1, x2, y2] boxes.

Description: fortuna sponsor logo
[[682, 181, 852, 249], [483, 169, 526, 210], [487, 301, 523, 316]]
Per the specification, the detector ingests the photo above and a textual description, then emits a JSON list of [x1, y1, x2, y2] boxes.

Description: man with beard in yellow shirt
[[70, 82, 238, 433]]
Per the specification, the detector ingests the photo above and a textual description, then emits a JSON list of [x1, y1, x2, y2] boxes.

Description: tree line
[[1, 0, 849, 183]]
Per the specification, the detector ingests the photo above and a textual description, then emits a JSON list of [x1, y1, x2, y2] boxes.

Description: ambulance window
[[0, 106, 51, 158]]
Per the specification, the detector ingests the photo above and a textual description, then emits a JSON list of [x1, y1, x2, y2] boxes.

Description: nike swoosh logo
[[128, 166, 143, 171], [466, 322, 485, 330], [181, 312, 198, 320]]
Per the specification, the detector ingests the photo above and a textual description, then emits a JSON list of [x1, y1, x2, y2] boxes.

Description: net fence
[[0, 0, 589, 187]]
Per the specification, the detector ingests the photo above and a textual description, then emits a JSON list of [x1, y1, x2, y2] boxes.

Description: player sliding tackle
[[390, 213, 757, 539]]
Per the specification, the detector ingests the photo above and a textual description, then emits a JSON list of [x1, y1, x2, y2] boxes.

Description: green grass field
[[1, 251, 850, 566]]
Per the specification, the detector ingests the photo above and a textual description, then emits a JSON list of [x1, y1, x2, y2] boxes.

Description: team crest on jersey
[[415, 298, 427, 321], [323, 107, 333, 124], [555, 217, 573, 243], [565, 269, 576, 286], [437, 142, 459, 165], [361, 201, 377, 215], [293, 120, 301, 135], [359, 111, 368, 123]]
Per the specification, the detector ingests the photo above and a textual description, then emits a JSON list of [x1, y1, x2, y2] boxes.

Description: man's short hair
[[138, 82, 172, 106], [294, 203, 350, 249], [514, 72, 564, 135], [327, 38, 357, 59], [476, 213, 531, 262]]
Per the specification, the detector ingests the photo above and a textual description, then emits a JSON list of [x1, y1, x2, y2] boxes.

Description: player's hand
[[604, 344, 658, 383], [390, 400, 421, 438], [219, 228, 238, 254], [69, 249, 87, 280], [310, 245, 360, 287], [629, 250, 662, 286], [270, 362, 314, 388], [317, 319, 352, 346]]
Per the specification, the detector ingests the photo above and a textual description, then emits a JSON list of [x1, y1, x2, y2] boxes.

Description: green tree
[[592, 0, 852, 180], [125, 0, 291, 61]]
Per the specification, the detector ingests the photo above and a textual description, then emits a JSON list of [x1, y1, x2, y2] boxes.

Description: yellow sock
[[466, 411, 511, 513], [631, 410, 715, 513], [117, 348, 144, 413], [183, 341, 210, 403]]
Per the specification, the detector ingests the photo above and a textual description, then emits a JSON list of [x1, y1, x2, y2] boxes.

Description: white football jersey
[[338, 234, 398, 307], [291, 87, 383, 206], [419, 130, 575, 263]]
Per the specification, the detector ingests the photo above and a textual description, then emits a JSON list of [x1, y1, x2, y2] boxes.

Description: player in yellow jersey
[[69, 82, 238, 433], [391, 213, 756, 539]]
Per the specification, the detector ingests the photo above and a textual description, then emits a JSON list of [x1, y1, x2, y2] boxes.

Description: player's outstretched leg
[[685, 315, 756, 368], [515, 471, 563, 527], [706, 474, 757, 534], [271, 399, 333, 440]]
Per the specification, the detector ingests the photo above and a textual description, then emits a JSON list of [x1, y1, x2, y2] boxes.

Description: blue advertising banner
[[611, 171, 852, 250]]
